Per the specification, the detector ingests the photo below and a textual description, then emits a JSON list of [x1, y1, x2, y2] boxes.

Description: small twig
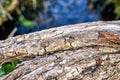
[[32, 0, 37, 9], [7, 27, 17, 38], [0, 4, 13, 20]]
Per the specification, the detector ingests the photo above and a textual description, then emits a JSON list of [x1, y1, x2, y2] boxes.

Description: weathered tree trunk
[[0, 21, 120, 80]]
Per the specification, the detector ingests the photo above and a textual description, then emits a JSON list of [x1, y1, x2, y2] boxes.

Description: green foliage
[[16, 8, 34, 28], [0, 61, 21, 77], [115, 6, 120, 16], [0, 68, 5, 76], [106, 0, 120, 18], [19, 14, 34, 28]]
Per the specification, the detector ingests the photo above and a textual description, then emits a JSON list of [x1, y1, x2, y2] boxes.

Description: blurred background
[[0, 0, 120, 40]]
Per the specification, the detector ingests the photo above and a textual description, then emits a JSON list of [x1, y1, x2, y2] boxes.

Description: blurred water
[[18, 0, 101, 35]]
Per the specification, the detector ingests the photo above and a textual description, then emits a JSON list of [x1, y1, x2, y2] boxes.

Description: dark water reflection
[[17, 0, 101, 35], [37, 0, 100, 26]]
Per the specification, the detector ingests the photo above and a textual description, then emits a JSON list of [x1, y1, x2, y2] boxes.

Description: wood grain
[[0, 21, 120, 80]]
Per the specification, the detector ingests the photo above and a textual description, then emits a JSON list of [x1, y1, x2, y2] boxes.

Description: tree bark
[[0, 21, 120, 80]]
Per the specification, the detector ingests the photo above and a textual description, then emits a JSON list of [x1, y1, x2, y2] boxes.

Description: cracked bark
[[0, 21, 120, 80]]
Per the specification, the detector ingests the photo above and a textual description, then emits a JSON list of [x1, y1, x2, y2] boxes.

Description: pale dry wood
[[0, 21, 120, 80]]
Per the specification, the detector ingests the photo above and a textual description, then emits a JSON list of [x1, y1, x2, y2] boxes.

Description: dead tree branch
[[0, 21, 120, 80]]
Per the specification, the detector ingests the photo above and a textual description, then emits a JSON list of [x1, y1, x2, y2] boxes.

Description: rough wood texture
[[0, 21, 120, 80]]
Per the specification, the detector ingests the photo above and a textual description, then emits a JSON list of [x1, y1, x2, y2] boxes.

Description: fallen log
[[0, 21, 120, 80]]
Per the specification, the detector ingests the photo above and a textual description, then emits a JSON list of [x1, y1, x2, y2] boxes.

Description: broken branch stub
[[0, 21, 120, 80]]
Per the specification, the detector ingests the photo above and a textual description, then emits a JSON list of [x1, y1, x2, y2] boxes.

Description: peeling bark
[[0, 21, 120, 80]]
